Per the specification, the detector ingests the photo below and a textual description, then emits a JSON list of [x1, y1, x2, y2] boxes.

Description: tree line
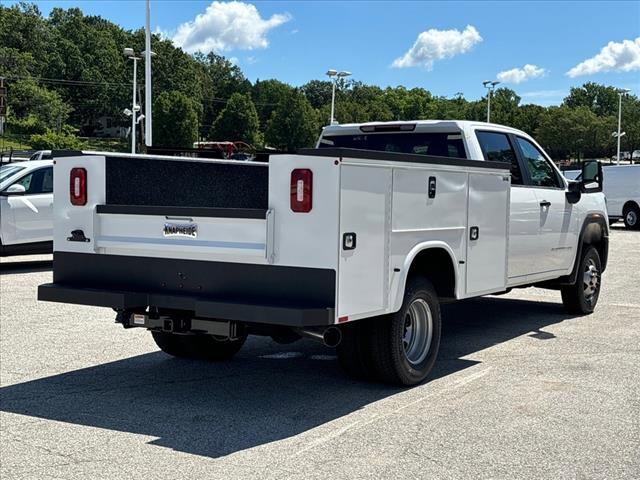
[[1, 3, 639, 160]]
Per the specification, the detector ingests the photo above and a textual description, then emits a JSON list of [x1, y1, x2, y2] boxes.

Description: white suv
[[0, 160, 54, 256]]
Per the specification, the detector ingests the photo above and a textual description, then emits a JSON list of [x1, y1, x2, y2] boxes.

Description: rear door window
[[475, 131, 523, 185], [14, 167, 53, 194]]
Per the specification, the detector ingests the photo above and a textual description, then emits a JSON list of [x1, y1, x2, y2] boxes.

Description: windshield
[[0, 164, 26, 186], [318, 132, 467, 158]]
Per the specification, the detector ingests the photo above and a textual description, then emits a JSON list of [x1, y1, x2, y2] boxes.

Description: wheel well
[[581, 220, 608, 272], [622, 200, 639, 214], [407, 248, 456, 299]]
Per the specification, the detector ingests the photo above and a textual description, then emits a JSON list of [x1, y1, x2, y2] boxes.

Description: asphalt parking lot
[[1, 226, 638, 479]]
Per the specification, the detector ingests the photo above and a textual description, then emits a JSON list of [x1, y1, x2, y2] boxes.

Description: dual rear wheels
[[337, 278, 442, 386]]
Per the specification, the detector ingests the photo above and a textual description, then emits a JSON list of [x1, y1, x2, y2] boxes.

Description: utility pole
[[144, 0, 153, 147], [615, 88, 630, 165]]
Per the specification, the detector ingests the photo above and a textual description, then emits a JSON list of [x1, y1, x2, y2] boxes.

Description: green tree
[[266, 90, 319, 151], [210, 93, 260, 145], [30, 129, 84, 149], [7, 80, 72, 133], [153, 90, 199, 148], [251, 79, 293, 130], [536, 106, 602, 160], [564, 82, 619, 117]]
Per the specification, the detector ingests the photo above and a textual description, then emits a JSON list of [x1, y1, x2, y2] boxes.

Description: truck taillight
[[69, 168, 87, 206], [290, 169, 312, 213]]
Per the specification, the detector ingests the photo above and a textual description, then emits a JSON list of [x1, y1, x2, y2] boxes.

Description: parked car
[[632, 150, 640, 161], [38, 121, 608, 385], [565, 164, 640, 229], [0, 160, 54, 256], [29, 150, 53, 161]]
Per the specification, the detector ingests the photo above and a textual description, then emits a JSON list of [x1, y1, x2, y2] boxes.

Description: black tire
[[623, 203, 640, 230], [151, 331, 246, 361], [336, 320, 376, 381], [561, 246, 602, 314], [367, 277, 441, 386]]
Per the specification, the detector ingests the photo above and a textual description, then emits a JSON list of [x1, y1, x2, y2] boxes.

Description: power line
[[3, 75, 280, 106]]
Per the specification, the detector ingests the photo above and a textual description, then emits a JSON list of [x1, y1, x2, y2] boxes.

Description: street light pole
[[144, 0, 152, 147], [131, 56, 138, 154], [616, 88, 631, 165], [482, 80, 500, 123], [124, 48, 141, 154], [326, 69, 351, 125]]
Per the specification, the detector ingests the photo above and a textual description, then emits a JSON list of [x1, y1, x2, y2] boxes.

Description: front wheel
[[151, 331, 246, 361], [561, 246, 601, 314], [368, 277, 441, 386]]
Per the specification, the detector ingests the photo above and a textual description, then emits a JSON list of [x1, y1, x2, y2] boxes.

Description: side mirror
[[581, 160, 603, 193], [566, 180, 581, 204], [0, 184, 26, 196]]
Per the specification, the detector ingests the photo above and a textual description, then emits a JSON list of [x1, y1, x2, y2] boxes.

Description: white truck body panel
[[41, 120, 608, 331]]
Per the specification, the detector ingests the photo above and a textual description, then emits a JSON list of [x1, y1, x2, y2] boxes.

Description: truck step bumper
[[38, 283, 335, 327]]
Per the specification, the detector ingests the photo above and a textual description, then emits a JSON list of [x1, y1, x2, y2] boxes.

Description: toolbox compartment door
[[465, 172, 510, 295]]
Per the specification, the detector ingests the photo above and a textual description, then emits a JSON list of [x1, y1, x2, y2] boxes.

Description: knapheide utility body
[[39, 121, 609, 385]]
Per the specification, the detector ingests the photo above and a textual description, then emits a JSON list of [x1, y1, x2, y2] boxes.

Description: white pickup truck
[[38, 121, 609, 385]]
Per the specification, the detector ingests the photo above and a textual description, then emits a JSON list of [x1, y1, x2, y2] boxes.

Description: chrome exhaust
[[295, 326, 342, 347]]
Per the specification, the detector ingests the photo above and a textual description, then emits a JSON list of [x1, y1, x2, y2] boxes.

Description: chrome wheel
[[583, 259, 599, 304], [402, 298, 433, 365], [626, 210, 637, 227]]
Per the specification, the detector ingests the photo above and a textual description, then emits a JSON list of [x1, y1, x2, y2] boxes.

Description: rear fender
[[391, 241, 459, 312]]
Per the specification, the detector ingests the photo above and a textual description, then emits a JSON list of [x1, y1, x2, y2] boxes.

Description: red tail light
[[69, 168, 87, 206], [290, 169, 312, 213]]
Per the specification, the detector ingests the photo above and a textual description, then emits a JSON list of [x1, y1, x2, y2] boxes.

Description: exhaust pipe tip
[[323, 326, 342, 348]]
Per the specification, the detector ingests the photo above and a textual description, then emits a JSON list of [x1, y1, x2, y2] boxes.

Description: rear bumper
[[38, 252, 336, 327], [38, 283, 334, 327]]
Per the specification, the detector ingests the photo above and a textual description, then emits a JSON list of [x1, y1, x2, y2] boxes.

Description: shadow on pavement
[[0, 296, 576, 458], [0, 259, 52, 274]]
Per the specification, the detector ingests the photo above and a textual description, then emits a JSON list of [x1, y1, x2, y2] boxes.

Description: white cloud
[[567, 38, 640, 77], [171, 1, 291, 54], [497, 64, 547, 84], [392, 25, 482, 69]]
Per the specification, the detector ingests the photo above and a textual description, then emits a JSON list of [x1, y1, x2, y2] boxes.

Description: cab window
[[515, 137, 563, 188], [475, 131, 523, 185]]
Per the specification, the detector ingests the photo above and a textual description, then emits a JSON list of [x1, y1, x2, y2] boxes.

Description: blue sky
[[19, 1, 640, 105]]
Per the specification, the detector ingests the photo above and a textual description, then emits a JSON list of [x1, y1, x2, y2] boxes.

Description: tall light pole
[[124, 48, 141, 154], [144, 0, 152, 147], [482, 80, 500, 123], [326, 69, 351, 125], [615, 88, 631, 165]]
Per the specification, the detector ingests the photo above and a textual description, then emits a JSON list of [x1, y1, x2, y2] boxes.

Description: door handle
[[539, 200, 551, 208]]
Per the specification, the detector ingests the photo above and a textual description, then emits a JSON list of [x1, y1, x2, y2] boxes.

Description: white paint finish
[[392, 169, 468, 232], [507, 187, 541, 278], [389, 238, 463, 311], [268, 154, 340, 270], [465, 172, 509, 295], [96, 213, 267, 261], [0, 161, 53, 245], [338, 165, 391, 317], [601, 165, 640, 218], [2, 194, 52, 244], [532, 188, 578, 272], [53, 156, 106, 254]]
